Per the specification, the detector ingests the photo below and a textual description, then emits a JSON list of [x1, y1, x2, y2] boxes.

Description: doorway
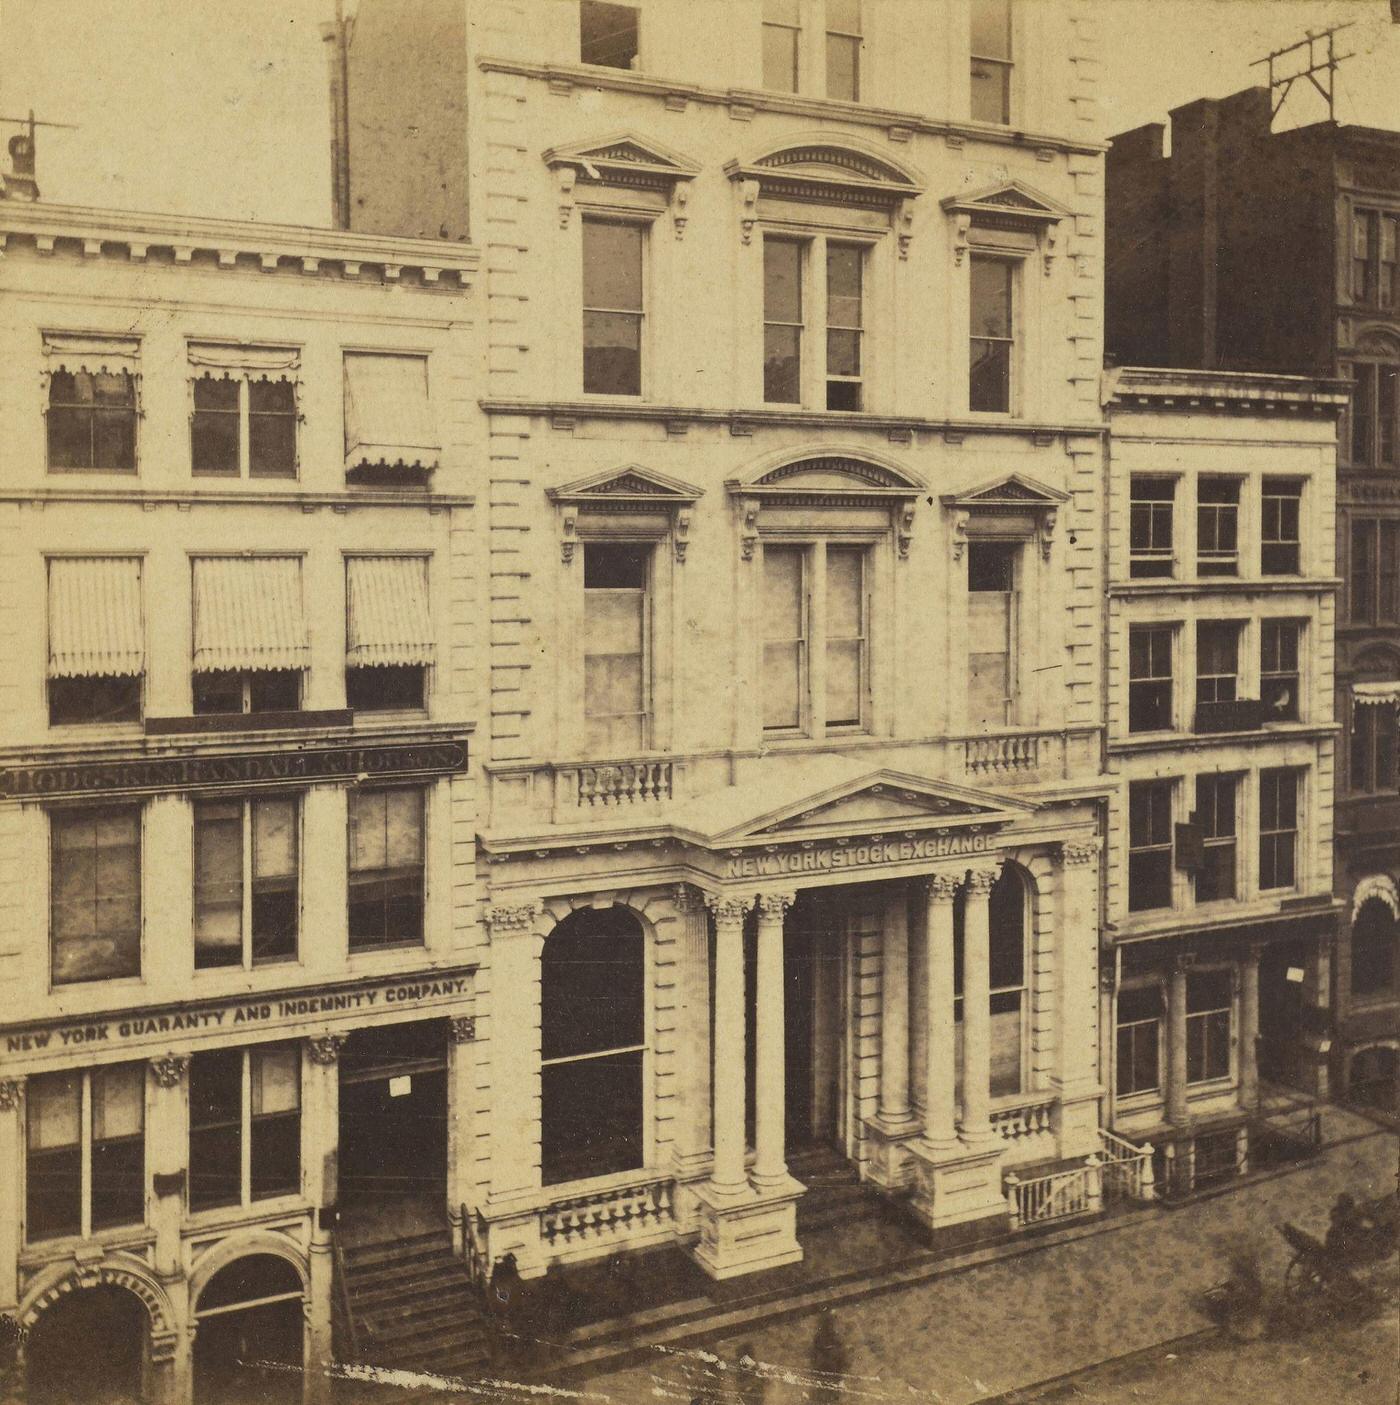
[[338, 1020, 448, 1205], [1258, 942, 1308, 1088], [26, 1286, 147, 1404], [785, 890, 848, 1155], [193, 1256, 303, 1405]]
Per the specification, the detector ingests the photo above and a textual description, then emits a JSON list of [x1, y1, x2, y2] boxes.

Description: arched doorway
[[26, 1283, 147, 1403], [193, 1255, 304, 1405]]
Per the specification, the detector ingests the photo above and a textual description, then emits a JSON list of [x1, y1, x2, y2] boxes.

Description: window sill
[[45, 466, 140, 477], [347, 941, 428, 958], [147, 709, 353, 736], [351, 708, 430, 726], [20, 1225, 155, 1268]]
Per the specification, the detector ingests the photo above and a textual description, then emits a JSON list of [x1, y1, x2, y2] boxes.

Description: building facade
[[1105, 88, 1400, 1113], [339, 0, 1118, 1283], [1102, 366, 1348, 1192], [0, 197, 481, 1402]]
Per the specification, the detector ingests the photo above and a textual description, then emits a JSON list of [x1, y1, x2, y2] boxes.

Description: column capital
[[149, 1054, 190, 1089], [448, 1015, 477, 1044], [673, 882, 704, 912], [706, 892, 754, 925], [1060, 838, 1101, 868], [483, 900, 544, 935], [306, 1032, 349, 1066], [0, 1077, 24, 1111], [964, 863, 1003, 896], [756, 891, 796, 919], [923, 871, 962, 902]]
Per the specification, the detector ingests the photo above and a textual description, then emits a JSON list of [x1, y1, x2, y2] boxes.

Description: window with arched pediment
[[1352, 897, 1398, 999]]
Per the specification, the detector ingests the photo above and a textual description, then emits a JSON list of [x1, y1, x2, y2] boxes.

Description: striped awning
[[344, 353, 440, 473], [346, 556, 434, 666], [1354, 681, 1400, 707], [48, 557, 144, 678], [192, 557, 308, 673]]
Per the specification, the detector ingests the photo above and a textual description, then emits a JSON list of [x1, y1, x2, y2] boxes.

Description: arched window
[[952, 866, 1029, 1100], [541, 906, 646, 1185], [1352, 897, 1398, 998], [194, 1256, 304, 1405]]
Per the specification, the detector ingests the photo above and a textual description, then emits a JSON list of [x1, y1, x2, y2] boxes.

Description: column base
[[1050, 1085, 1105, 1161], [687, 1175, 805, 1281], [905, 1137, 1007, 1232], [863, 1114, 921, 1190]]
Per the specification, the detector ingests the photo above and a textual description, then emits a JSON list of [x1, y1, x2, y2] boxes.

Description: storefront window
[[1186, 969, 1232, 1083], [1116, 986, 1163, 1097]]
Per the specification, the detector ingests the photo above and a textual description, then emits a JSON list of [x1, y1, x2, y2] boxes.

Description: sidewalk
[[571, 1115, 1398, 1405]]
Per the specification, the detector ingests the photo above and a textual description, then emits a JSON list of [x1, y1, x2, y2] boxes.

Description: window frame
[[1196, 477, 1241, 577], [582, 540, 654, 756], [1350, 696, 1399, 796], [969, 0, 1014, 126], [1260, 618, 1302, 723], [968, 253, 1017, 416], [45, 368, 140, 475], [50, 804, 143, 989], [1128, 475, 1175, 579], [347, 785, 428, 952], [1115, 983, 1164, 1100], [1193, 772, 1239, 905], [1258, 767, 1299, 893], [1260, 477, 1303, 576], [824, 0, 862, 102], [1350, 208, 1400, 310], [1195, 620, 1241, 707], [578, 0, 640, 70], [1351, 898, 1398, 1000], [1127, 623, 1175, 733], [1185, 968, 1234, 1086], [1344, 360, 1400, 469], [1349, 518, 1400, 626], [761, 0, 802, 92], [581, 215, 647, 399], [190, 370, 299, 481], [1127, 778, 1175, 913]]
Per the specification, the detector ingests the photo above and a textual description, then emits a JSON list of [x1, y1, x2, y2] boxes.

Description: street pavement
[[572, 1124, 1399, 1405]]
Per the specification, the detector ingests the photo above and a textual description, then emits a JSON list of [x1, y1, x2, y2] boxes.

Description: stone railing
[[989, 1092, 1058, 1163], [567, 759, 676, 810], [1006, 1156, 1102, 1230], [1098, 1129, 1156, 1203], [539, 1172, 677, 1257], [962, 732, 1042, 778]]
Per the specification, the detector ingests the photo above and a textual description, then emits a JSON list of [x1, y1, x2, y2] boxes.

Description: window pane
[[1118, 985, 1164, 1024], [827, 245, 863, 325], [585, 653, 644, 729], [826, 641, 862, 725], [583, 221, 643, 311], [349, 790, 387, 873], [189, 1050, 242, 1211], [827, 0, 861, 30], [584, 541, 648, 590], [970, 339, 1011, 412], [764, 548, 804, 729], [583, 312, 642, 396], [971, 258, 1012, 339], [28, 1071, 82, 1151], [764, 239, 803, 324], [826, 548, 863, 636], [91, 1064, 145, 1230], [541, 1050, 644, 1185], [251, 1046, 300, 1117], [584, 589, 645, 656], [765, 326, 802, 403], [52, 808, 141, 986], [989, 990, 1022, 1097], [763, 643, 803, 730], [968, 592, 1011, 727], [253, 798, 296, 878], [252, 797, 298, 962], [26, 1073, 83, 1240], [826, 34, 859, 101], [191, 377, 240, 475], [970, 59, 1011, 124], [194, 801, 243, 968], [764, 548, 804, 639], [971, 0, 1012, 58], [384, 789, 425, 870], [762, 23, 799, 91], [249, 382, 297, 478], [580, 0, 639, 68], [92, 1063, 144, 1142], [541, 910, 645, 1061]]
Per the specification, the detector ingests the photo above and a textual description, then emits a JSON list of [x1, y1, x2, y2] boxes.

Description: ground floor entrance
[[192, 1256, 304, 1405], [26, 1285, 148, 1404]]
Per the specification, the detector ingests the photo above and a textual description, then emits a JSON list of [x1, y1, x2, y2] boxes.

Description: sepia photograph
[[0, 1, 1396, 1402]]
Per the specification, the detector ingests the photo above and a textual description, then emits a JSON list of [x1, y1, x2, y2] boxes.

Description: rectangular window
[[989, 900, 1025, 1099], [27, 1064, 145, 1242], [1115, 985, 1163, 1097], [1129, 476, 1175, 578], [46, 362, 138, 473], [1350, 519, 1400, 625], [1194, 621, 1242, 735], [345, 555, 432, 712], [1259, 768, 1298, 891], [1186, 970, 1232, 1084], [764, 237, 804, 404], [1128, 779, 1173, 912], [51, 807, 141, 986], [583, 542, 650, 754], [343, 352, 439, 484], [1260, 620, 1300, 722], [189, 349, 298, 479], [582, 219, 643, 397], [825, 243, 864, 410], [763, 547, 808, 732], [825, 0, 861, 101], [968, 540, 1017, 728], [1196, 478, 1239, 576], [1351, 209, 1400, 308], [193, 796, 299, 970], [192, 670, 302, 716], [1346, 362, 1400, 467], [1128, 624, 1173, 733], [762, 0, 801, 91], [1351, 699, 1399, 795], [189, 1045, 300, 1212], [825, 546, 866, 728], [970, 0, 1012, 124], [348, 787, 425, 949], [1261, 478, 1302, 575], [969, 256, 1013, 413], [47, 557, 145, 727], [579, 0, 638, 68], [1194, 773, 1238, 903]]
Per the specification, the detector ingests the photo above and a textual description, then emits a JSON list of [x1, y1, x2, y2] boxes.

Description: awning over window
[[42, 332, 141, 377], [343, 353, 440, 473], [48, 557, 144, 678], [346, 556, 434, 667], [188, 343, 301, 382], [1354, 681, 1400, 707], [192, 557, 308, 673]]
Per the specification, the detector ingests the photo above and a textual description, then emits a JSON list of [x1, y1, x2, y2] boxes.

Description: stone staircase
[[790, 1142, 879, 1230], [337, 1225, 491, 1379]]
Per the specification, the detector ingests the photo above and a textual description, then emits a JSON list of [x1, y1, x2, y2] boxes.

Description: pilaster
[[0, 1079, 22, 1313], [1053, 839, 1103, 1157], [148, 1055, 190, 1283]]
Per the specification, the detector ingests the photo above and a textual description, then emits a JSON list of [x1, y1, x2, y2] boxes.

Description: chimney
[[2, 123, 39, 201]]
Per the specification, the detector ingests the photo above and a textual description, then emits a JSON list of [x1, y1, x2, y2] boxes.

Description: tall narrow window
[[1186, 970, 1232, 1083], [1194, 773, 1238, 903], [194, 797, 299, 970], [1352, 899, 1397, 997], [1351, 696, 1399, 794], [1127, 779, 1173, 912], [826, 243, 864, 410], [1261, 478, 1302, 575], [825, 547, 866, 728], [1196, 478, 1240, 576], [582, 219, 644, 397], [1260, 620, 1300, 721], [1259, 768, 1298, 891], [988, 869, 1026, 1098], [579, 0, 638, 68], [762, 0, 801, 91], [583, 542, 650, 753], [1346, 361, 1399, 466], [26, 1064, 145, 1242], [967, 541, 1017, 727], [1351, 209, 1400, 308], [51, 806, 141, 986], [763, 547, 807, 732], [1194, 620, 1241, 732], [1350, 519, 1400, 625], [348, 788, 425, 949], [1129, 476, 1175, 578], [1128, 624, 1173, 733], [825, 0, 861, 101], [970, 0, 1012, 124], [763, 238, 804, 404], [1115, 986, 1163, 1097], [969, 256, 1013, 413], [47, 556, 144, 726]]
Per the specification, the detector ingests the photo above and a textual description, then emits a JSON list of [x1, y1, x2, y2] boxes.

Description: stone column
[[148, 1055, 190, 1283], [446, 1015, 477, 1254], [960, 865, 1001, 1144], [1055, 839, 1105, 1159], [878, 885, 913, 1125], [753, 891, 795, 1188], [922, 874, 961, 1149], [670, 886, 713, 1174], [706, 895, 753, 1196], [303, 1033, 345, 1405], [0, 1079, 23, 1315], [1167, 957, 1190, 1127], [1239, 948, 1261, 1113]]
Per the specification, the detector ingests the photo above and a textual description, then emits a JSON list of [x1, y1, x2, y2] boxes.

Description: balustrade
[[540, 1175, 676, 1252], [1006, 1155, 1102, 1229], [963, 733, 1041, 778], [573, 759, 674, 808], [989, 1094, 1055, 1144]]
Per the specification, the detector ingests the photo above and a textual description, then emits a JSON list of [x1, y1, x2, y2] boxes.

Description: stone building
[[0, 195, 480, 1401], [1105, 87, 1400, 1113], [340, 0, 1118, 1282], [1102, 366, 1348, 1192]]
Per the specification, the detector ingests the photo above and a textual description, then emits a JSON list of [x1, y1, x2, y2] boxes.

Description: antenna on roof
[[0, 109, 79, 202], [1250, 24, 1354, 127]]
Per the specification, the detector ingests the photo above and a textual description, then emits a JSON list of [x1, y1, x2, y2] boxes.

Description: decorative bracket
[[897, 503, 916, 560], [952, 212, 971, 266], [1043, 225, 1057, 277], [1039, 508, 1057, 561], [950, 509, 970, 561], [739, 178, 760, 246], [738, 496, 762, 560], [671, 183, 690, 241], [560, 506, 579, 565], [895, 198, 915, 261], [674, 508, 692, 563], [556, 166, 577, 229]]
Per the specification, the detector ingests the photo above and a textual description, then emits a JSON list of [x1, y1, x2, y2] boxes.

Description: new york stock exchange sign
[[723, 829, 995, 880]]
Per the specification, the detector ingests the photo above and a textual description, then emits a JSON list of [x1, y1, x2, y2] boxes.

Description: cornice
[[1107, 722, 1340, 757], [0, 200, 479, 289], [1108, 577, 1341, 598], [475, 56, 1106, 158], [0, 488, 474, 510], [1105, 365, 1351, 415]]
